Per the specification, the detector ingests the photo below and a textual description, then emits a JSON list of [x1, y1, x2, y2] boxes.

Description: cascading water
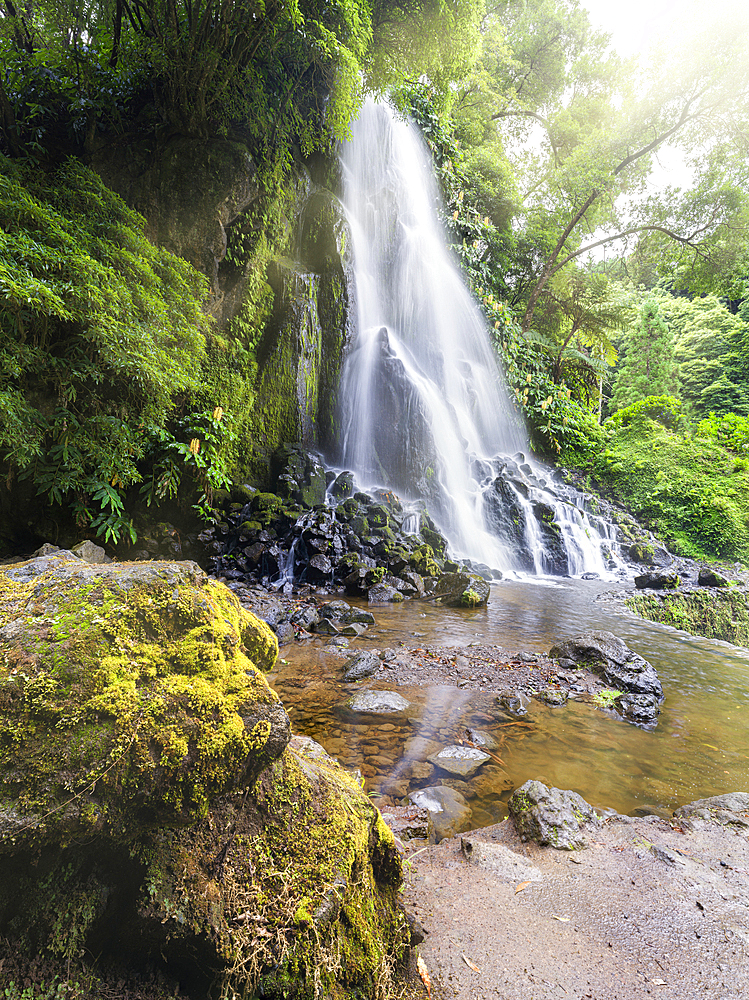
[[338, 98, 616, 577]]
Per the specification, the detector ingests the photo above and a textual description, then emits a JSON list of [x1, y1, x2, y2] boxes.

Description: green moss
[[0, 560, 281, 839], [592, 689, 623, 709], [460, 588, 483, 608], [627, 589, 749, 648]]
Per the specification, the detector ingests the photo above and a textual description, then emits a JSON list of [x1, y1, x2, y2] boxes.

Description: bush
[[0, 155, 211, 541]]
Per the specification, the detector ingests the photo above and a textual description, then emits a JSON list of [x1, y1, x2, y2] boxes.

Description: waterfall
[[338, 98, 618, 578]]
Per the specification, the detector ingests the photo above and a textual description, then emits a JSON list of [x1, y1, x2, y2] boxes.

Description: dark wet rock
[[698, 567, 729, 588], [496, 691, 531, 717], [635, 570, 680, 590], [410, 786, 472, 844], [342, 650, 381, 682], [290, 604, 320, 631], [508, 779, 602, 850], [368, 584, 405, 604], [580, 571, 599, 580], [537, 687, 569, 706], [400, 569, 425, 597], [433, 572, 490, 608], [274, 620, 295, 644], [308, 553, 333, 577], [313, 618, 341, 636], [427, 745, 491, 779], [548, 631, 663, 729], [329, 471, 354, 500], [345, 691, 411, 715], [673, 792, 749, 828], [531, 502, 568, 576]]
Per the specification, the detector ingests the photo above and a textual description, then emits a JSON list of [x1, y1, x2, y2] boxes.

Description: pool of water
[[267, 579, 749, 824]]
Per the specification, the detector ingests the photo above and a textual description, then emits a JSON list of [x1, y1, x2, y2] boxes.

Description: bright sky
[[580, 0, 682, 59]]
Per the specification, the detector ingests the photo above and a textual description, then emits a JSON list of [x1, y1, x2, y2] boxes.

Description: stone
[[673, 792, 749, 828], [409, 786, 472, 843], [548, 631, 663, 729], [346, 691, 411, 716], [698, 567, 729, 588], [291, 605, 320, 631], [368, 584, 404, 604], [433, 572, 490, 608], [634, 571, 680, 590], [342, 651, 381, 682], [380, 804, 430, 841], [537, 687, 569, 706], [427, 745, 491, 779], [71, 539, 111, 564], [508, 779, 602, 850], [496, 691, 531, 717]]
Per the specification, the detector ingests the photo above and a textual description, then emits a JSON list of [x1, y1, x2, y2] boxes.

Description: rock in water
[[549, 630, 663, 729], [433, 572, 490, 607], [508, 780, 602, 850]]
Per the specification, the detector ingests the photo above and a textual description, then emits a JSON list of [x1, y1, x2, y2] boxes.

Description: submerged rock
[[427, 745, 491, 779], [342, 650, 381, 682], [549, 631, 663, 729], [345, 691, 411, 715], [508, 779, 603, 850]]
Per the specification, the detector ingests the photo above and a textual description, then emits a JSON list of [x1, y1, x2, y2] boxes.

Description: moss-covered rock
[[0, 556, 408, 996], [0, 554, 283, 841]]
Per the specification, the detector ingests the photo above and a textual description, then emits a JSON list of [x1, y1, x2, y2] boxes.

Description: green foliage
[[610, 299, 678, 412], [596, 398, 749, 562], [0, 155, 211, 540], [696, 411, 749, 455]]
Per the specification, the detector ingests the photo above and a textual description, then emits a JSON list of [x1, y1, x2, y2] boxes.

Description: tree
[[610, 299, 678, 411], [457, 0, 749, 332]]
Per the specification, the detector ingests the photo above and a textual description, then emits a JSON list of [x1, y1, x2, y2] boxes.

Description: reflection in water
[[269, 580, 749, 823]]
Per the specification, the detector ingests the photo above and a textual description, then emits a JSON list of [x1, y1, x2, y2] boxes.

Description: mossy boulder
[[0, 554, 284, 840], [433, 572, 490, 608], [0, 556, 408, 995]]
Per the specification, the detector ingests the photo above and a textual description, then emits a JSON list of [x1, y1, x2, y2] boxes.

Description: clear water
[[270, 581, 749, 823]]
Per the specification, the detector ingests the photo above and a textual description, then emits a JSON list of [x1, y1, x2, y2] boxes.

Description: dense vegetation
[[1, 0, 749, 563]]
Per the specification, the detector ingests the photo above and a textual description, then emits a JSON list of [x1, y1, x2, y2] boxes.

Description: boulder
[[433, 572, 490, 608], [548, 631, 663, 729], [508, 779, 602, 850], [0, 554, 407, 996], [368, 584, 405, 604], [427, 745, 491, 779], [673, 792, 749, 829], [345, 691, 411, 716]]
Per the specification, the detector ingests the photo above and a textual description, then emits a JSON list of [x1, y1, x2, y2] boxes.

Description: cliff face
[[93, 135, 354, 485]]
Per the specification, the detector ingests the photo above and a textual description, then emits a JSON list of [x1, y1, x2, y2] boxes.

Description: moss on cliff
[[627, 588, 749, 648]]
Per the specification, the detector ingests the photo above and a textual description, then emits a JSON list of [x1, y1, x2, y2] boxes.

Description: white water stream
[[338, 99, 616, 578]]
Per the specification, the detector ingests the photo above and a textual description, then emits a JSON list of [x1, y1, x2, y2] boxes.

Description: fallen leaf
[[417, 954, 431, 999], [702, 743, 719, 751], [652, 979, 667, 986], [552, 915, 571, 922], [462, 953, 480, 972], [515, 880, 532, 893]]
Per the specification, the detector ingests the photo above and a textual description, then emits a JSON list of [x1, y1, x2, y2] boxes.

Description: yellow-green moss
[[0, 559, 283, 843]]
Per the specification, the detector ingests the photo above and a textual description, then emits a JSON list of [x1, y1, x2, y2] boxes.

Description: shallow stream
[[268, 579, 749, 827]]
